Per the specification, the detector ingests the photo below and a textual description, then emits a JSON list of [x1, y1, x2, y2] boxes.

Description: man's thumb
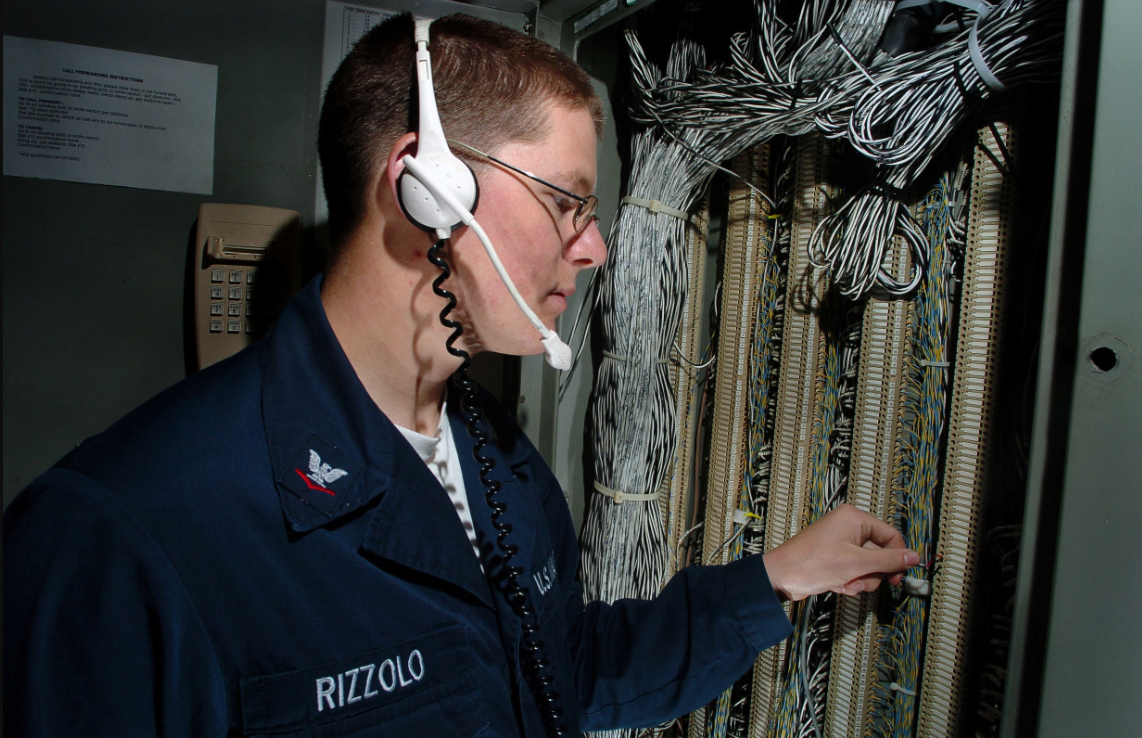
[[859, 546, 919, 576]]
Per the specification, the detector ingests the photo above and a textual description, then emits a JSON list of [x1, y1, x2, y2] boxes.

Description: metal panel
[[1006, 0, 1142, 736], [1035, 0, 1142, 734]]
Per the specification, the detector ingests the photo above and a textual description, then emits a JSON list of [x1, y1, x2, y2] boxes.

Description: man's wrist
[[762, 548, 790, 602]]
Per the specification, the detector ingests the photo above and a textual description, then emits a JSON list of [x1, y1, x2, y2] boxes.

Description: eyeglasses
[[448, 140, 599, 233]]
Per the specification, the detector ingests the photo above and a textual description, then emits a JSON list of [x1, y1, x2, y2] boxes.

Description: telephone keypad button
[[228, 303, 242, 317], [227, 319, 241, 333], [210, 285, 224, 299], [211, 268, 225, 283], [229, 287, 243, 301], [209, 319, 223, 333], [229, 269, 243, 284], [210, 302, 224, 316], [246, 270, 258, 284]]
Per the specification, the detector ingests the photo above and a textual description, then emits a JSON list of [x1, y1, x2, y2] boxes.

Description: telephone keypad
[[211, 265, 273, 340]]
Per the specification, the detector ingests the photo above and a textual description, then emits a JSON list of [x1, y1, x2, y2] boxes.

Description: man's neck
[[320, 217, 463, 435]]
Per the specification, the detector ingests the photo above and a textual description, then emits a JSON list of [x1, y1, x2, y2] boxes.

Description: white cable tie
[[890, 681, 918, 697], [622, 196, 704, 229], [593, 480, 660, 504], [602, 350, 667, 364], [920, 359, 950, 368], [968, 9, 1005, 92]]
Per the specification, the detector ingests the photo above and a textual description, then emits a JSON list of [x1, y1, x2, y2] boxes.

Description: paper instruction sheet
[[3, 36, 218, 194]]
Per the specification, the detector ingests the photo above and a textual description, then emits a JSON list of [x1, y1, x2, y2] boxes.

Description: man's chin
[[484, 334, 546, 358]]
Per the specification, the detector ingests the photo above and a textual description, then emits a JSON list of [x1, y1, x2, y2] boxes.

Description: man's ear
[[383, 131, 420, 214]]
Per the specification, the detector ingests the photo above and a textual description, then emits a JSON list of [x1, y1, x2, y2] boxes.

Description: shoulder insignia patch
[[279, 434, 360, 516]]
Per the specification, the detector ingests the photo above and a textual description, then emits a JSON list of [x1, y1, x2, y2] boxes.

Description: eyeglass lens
[[574, 196, 599, 233]]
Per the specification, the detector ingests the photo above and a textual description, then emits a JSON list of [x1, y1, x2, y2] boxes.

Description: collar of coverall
[[256, 277, 530, 604]]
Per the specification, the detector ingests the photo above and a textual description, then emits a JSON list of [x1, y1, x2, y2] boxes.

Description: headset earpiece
[[398, 17, 479, 235], [397, 156, 479, 235]]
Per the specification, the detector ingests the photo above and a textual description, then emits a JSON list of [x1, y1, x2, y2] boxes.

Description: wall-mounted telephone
[[192, 203, 302, 370]]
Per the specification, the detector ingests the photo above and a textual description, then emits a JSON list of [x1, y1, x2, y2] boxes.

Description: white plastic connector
[[902, 576, 931, 597], [889, 681, 917, 697], [413, 17, 432, 46]]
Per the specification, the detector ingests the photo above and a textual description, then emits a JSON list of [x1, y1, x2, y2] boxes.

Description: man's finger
[[851, 545, 918, 580], [839, 573, 884, 593]]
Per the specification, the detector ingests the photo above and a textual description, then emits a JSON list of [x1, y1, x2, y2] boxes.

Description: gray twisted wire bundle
[[580, 37, 718, 614], [626, 0, 1063, 297]]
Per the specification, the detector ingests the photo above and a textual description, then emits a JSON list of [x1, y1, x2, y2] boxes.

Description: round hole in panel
[[1088, 346, 1118, 373], [1080, 334, 1134, 385]]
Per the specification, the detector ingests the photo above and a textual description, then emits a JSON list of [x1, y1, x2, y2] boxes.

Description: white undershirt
[[396, 402, 482, 563]]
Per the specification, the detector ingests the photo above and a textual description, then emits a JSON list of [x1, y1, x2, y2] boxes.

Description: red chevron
[[295, 468, 336, 496]]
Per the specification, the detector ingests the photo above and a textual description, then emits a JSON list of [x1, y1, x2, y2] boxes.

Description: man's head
[[318, 13, 604, 247]]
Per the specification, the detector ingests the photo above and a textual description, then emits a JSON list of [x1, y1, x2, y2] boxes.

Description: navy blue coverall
[[4, 277, 792, 736]]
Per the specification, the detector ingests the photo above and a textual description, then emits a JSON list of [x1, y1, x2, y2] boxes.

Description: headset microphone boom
[[396, 17, 572, 371]]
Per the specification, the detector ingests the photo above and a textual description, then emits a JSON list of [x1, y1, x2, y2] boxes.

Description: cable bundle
[[627, 0, 1063, 297], [579, 31, 719, 646]]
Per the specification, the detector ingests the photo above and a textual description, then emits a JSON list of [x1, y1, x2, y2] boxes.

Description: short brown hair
[[318, 13, 604, 246]]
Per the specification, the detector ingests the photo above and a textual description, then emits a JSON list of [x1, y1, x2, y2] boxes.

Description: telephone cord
[[426, 239, 568, 737]]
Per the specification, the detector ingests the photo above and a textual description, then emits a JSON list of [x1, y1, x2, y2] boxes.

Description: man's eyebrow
[[547, 171, 593, 196]]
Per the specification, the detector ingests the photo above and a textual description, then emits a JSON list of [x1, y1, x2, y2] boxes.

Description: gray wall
[[4, 0, 329, 506]]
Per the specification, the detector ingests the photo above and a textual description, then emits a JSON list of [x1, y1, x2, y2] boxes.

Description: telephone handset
[[192, 203, 303, 369]]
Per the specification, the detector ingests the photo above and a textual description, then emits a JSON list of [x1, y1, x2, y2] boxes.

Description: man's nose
[[568, 218, 607, 269]]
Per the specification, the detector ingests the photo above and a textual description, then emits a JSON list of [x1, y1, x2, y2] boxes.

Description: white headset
[[397, 17, 572, 371]]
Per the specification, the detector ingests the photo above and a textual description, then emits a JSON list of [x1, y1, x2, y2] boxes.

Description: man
[[4, 14, 917, 736]]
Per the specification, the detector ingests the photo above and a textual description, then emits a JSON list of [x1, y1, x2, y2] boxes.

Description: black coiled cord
[[426, 239, 568, 737]]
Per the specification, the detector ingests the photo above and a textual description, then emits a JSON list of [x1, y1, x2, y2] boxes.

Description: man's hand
[[761, 503, 919, 602]]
